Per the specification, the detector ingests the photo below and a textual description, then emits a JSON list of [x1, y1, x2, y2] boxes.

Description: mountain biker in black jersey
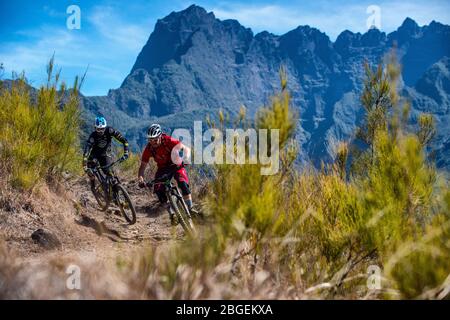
[[82, 116, 129, 190]]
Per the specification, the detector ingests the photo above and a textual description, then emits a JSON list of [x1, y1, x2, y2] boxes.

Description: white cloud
[[0, 5, 154, 95], [212, 5, 300, 34], [208, 1, 450, 40], [1, 27, 127, 95], [374, 1, 450, 30], [89, 6, 150, 52], [43, 5, 66, 19], [1, 28, 79, 80], [2, 1, 448, 95]]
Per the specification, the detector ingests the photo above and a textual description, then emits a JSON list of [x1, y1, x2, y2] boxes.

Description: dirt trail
[[72, 178, 184, 242], [0, 175, 211, 298], [1, 176, 185, 265]]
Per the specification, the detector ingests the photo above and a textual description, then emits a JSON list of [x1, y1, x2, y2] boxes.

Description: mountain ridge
[[9, 4, 450, 167]]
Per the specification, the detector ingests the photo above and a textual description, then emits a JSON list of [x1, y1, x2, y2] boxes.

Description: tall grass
[[125, 57, 449, 299], [0, 58, 83, 190], [1, 55, 448, 299]]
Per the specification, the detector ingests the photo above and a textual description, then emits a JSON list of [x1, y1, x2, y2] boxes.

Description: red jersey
[[141, 134, 181, 168]]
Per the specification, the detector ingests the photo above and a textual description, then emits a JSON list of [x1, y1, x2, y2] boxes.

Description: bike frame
[[143, 164, 196, 235], [89, 159, 122, 200], [88, 157, 137, 225], [147, 171, 177, 197]]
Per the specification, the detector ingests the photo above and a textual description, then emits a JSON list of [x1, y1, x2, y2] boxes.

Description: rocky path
[[1, 176, 187, 266], [73, 178, 185, 244]]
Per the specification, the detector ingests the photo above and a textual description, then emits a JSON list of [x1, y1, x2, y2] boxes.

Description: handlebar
[[146, 175, 170, 188], [100, 158, 124, 170], [140, 163, 184, 188], [88, 158, 124, 172]]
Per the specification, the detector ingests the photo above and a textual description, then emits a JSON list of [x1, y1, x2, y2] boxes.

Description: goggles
[[148, 136, 160, 143]]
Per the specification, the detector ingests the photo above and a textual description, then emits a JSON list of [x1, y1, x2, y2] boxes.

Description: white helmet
[[147, 124, 162, 139], [95, 116, 107, 129]]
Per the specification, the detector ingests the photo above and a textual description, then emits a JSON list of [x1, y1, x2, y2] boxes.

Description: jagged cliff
[[77, 5, 449, 166]]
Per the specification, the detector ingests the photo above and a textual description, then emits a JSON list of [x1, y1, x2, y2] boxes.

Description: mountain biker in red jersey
[[137, 124, 195, 225]]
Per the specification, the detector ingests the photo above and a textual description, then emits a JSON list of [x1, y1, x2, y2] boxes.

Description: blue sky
[[1, 0, 449, 96]]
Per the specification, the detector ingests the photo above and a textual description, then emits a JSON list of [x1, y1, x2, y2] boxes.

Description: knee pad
[[177, 181, 191, 196]]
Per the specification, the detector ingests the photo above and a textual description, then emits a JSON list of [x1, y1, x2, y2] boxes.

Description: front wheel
[[169, 193, 196, 236], [114, 184, 137, 225]]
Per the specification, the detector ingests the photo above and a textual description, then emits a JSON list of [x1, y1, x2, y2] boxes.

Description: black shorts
[[88, 154, 113, 176], [155, 181, 191, 204]]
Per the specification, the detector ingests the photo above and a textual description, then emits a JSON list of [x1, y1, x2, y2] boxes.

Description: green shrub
[[0, 58, 83, 190], [208, 66, 297, 238], [386, 199, 450, 299], [121, 60, 448, 299], [361, 132, 436, 258]]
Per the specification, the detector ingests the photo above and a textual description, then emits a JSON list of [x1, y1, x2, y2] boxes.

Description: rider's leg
[[99, 155, 114, 179], [158, 192, 177, 226], [156, 190, 173, 214], [155, 188, 168, 204], [174, 167, 196, 211], [154, 168, 169, 206], [154, 174, 177, 225], [184, 194, 193, 208], [89, 176, 95, 190], [178, 182, 193, 209], [176, 179, 198, 215], [182, 193, 199, 215]]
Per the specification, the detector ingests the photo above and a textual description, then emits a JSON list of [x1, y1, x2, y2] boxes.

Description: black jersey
[[83, 127, 128, 158]]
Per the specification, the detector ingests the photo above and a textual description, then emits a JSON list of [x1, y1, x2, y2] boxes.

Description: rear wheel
[[114, 184, 137, 225]]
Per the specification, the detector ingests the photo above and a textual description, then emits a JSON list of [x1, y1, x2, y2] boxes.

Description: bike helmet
[[95, 116, 107, 129], [147, 124, 162, 139]]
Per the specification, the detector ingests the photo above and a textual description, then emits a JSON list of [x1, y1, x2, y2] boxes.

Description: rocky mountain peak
[[129, 5, 216, 74], [162, 4, 215, 28], [392, 17, 422, 43], [360, 28, 386, 47], [83, 5, 450, 169], [400, 17, 420, 32]]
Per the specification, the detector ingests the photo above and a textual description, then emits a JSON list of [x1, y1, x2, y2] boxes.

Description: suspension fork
[[110, 176, 123, 204], [172, 186, 192, 218], [101, 175, 112, 201], [94, 171, 105, 190]]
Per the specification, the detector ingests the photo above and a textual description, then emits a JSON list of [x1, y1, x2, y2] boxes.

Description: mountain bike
[[145, 166, 196, 236], [88, 158, 137, 225]]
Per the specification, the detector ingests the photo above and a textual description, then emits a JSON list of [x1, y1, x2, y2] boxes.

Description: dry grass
[[0, 61, 449, 300]]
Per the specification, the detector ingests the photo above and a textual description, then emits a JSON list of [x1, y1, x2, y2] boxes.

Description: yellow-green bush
[[361, 132, 436, 258], [110, 144, 141, 179], [0, 58, 82, 190], [125, 60, 448, 299], [208, 67, 297, 239], [119, 151, 141, 176], [385, 198, 450, 299], [126, 67, 299, 298], [306, 172, 365, 261]]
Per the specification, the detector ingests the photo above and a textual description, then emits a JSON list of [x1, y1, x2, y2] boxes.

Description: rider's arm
[[171, 142, 190, 166], [110, 128, 129, 154], [138, 145, 152, 184], [138, 161, 147, 182], [82, 135, 95, 166]]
